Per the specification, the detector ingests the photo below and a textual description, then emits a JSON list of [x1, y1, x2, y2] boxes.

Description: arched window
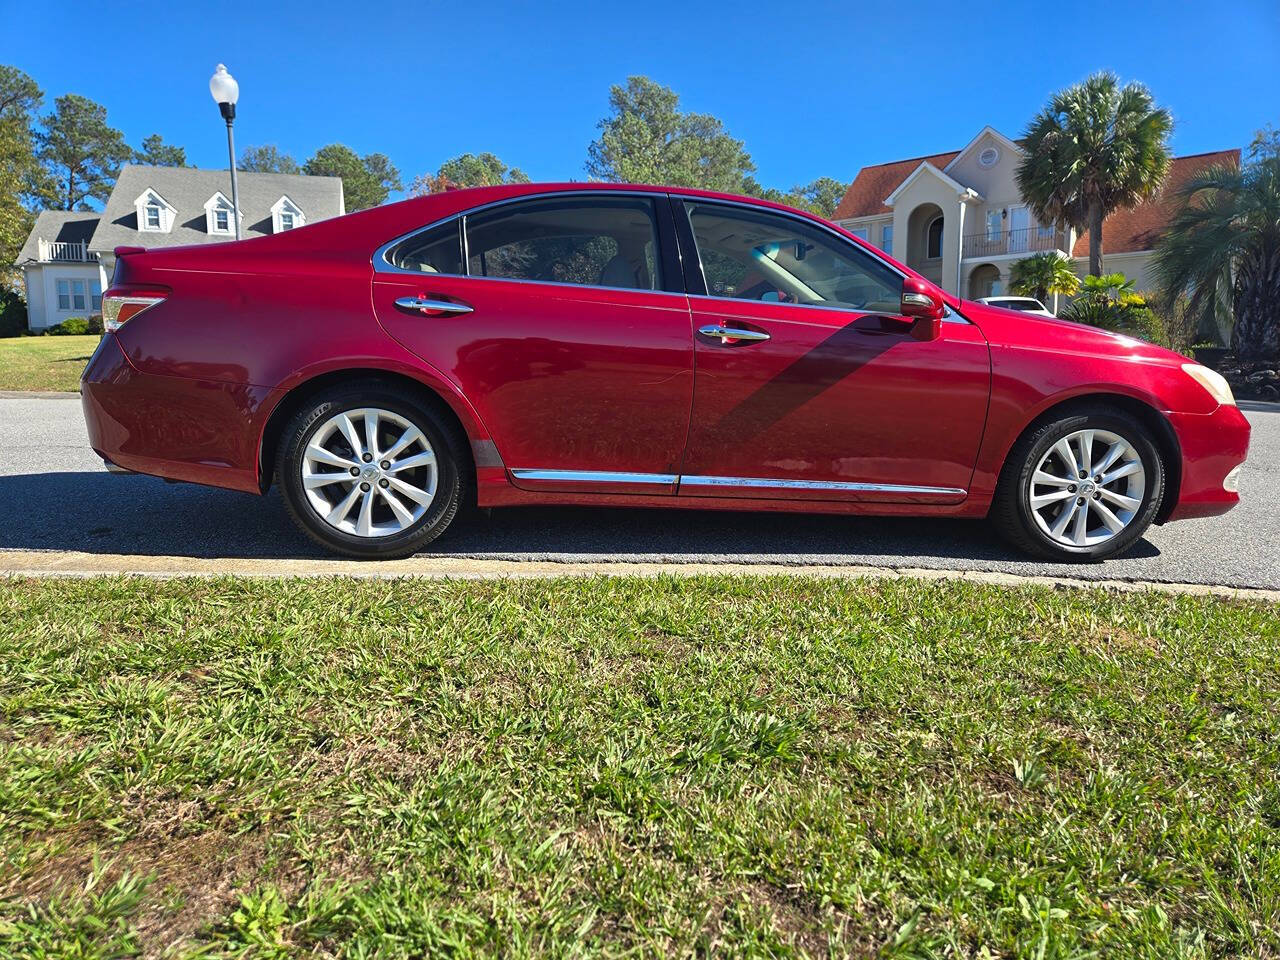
[[926, 216, 944, 259]]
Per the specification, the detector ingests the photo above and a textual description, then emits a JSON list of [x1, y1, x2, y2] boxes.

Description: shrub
[[49, 316, 91, 336], [1062, 272, 1168, 345], [0, 289, 26, 338]]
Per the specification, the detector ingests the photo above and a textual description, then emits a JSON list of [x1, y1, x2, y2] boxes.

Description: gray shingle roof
[[17, 211, 101, 263], [86, 164, 344, 253]]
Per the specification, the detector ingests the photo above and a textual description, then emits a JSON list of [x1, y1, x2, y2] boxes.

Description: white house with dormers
[[16, 164, 344, 331], [832, 125, 1239, 309]]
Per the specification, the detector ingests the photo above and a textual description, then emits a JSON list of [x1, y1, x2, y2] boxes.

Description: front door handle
[[698, 324, 770, 344], [394, 296, 474, 315]]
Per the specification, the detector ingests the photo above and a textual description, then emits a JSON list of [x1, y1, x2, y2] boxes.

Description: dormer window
[[134, 189, 176, 233], [204, 192, 237, 236], [271, 195, 304, 234]]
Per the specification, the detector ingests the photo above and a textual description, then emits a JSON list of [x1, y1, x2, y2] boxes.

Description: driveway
[[3, 397, 1277, 588]]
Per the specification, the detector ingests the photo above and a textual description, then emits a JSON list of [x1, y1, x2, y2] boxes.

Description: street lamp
[[209, 63, 242, 240]]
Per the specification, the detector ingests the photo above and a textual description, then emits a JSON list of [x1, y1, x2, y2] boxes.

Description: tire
[[276, 383, 468, 559], [990, 404, 1165, 562]]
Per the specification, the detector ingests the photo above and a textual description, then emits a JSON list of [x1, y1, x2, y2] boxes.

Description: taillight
[[102, 287, 168, 332]]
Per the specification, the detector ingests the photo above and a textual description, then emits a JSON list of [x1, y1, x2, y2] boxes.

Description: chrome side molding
[[509, 468, 965, 497]]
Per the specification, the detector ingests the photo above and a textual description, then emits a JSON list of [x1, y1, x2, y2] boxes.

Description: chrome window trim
[[511, 469, 678, 485], [679, 475, 966, 496], [670, 194, 971, 325], [372, 189, 678, 294], [509, 468, 966, 498]]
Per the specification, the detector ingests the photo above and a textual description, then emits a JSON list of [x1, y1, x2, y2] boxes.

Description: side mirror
[[900, 277, 945, 340]]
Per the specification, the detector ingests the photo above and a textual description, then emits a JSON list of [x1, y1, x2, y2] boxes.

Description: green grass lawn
[[1, 575, 1277, 958], [0, 335, 100, 392]]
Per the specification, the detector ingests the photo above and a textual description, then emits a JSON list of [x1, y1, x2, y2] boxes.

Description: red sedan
[[82, 183, 1250, 561]]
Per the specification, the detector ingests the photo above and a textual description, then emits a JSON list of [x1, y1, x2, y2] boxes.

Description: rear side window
[[386, 221, 464, 275], [464, 196, 661, 291]]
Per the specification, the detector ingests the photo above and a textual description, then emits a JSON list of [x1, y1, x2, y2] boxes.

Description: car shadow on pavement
[[5, 470, 1160, 565]]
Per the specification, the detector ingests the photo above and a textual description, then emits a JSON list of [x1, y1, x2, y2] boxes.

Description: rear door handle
[[394, 296, 474, 315], [698, 324, 770, 344]]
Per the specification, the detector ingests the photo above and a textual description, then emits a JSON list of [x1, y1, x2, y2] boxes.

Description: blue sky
[[2, 0, 1276, 203]]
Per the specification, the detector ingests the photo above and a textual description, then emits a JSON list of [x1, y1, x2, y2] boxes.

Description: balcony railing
[[37, 239, 97, 263], [962, 226, 1070, 259]]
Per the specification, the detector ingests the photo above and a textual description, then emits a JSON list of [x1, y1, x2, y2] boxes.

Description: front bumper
[[81, 333, 269, 494], [1163, 402, 1251, 521]]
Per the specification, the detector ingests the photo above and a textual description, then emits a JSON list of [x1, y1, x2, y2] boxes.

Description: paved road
[[3, 397, 1277, 588]]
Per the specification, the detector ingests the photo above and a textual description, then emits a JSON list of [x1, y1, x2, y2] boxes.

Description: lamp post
[[209, 64, 242, 240]]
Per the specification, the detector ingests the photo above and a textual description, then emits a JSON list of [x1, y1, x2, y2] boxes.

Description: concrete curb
[[0, 390, 79, 399], [1, 550, 1277, 602]]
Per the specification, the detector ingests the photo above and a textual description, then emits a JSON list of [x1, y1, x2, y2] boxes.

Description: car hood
[[960, 299, 1187, 367]]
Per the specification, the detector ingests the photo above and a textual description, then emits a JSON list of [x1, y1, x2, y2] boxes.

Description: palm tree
[[1008, 252, 1081, 308], [1017, 72, 1173, 277], [1155, 155, 1280, 360]]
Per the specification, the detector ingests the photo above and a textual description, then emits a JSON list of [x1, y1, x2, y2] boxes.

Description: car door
[[673, 198, 990, 503], [372, 192, 694, 496]]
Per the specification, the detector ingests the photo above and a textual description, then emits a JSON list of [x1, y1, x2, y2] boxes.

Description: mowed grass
[[0, 335, 99, 392], [1, 576, 1278, 959]]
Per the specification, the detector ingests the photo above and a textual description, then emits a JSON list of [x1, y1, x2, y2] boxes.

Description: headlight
[[1181, 363, 1236, 407]]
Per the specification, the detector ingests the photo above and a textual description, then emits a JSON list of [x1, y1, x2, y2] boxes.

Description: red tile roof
[[1071, 149, 1241, 256], [832, 151, 960, 220]]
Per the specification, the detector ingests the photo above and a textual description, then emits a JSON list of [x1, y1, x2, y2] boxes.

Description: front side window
[[684, 201, 902, 312], [56, 279, 70, 310], [465, 196, 661, 291]]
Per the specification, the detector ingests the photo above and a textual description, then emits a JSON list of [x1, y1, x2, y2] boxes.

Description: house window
[[880, 224, 893, 253], [91, 281, 102, 311], [145, 205, 162, 229], [986, 210, 1001, 241], [71, 279, 86, 310], [214, 209, 229, 232], [926, 216, 944, 259], [56, 279, 70, 310], [849, 227, 869, 241], [280, 211, 295, 230]]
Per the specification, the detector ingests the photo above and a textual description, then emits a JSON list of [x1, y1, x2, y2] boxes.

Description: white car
[[974, 295, 1056, 317]]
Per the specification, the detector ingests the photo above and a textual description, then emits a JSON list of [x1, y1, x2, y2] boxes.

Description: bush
[[0, 289, 26, 338], [1062, 272, 1169, 346], [47, 315, 103, 336]]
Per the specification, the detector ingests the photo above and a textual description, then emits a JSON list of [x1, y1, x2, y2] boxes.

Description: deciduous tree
[[409, 152, 530, 195], [0, 65, 44, 288], [239, 144, 301, 174], [304, 144, 402, 211], [586, 76, 754, 192]]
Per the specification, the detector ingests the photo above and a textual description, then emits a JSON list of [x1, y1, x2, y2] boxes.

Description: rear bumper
[[81, 333, 269, 494], [1163, 403, 1251, 521]]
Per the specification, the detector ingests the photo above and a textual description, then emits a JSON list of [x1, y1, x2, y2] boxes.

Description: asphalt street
[[3, 396, 1277, 588]]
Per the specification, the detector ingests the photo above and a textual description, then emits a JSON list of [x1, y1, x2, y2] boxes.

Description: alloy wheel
[[1027, 428, 1147, 548], [301, 407, 437, 538]]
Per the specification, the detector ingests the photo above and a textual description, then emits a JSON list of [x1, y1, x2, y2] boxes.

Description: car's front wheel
[[277, 384, 467, 558], [991, 405, 1165, 561]]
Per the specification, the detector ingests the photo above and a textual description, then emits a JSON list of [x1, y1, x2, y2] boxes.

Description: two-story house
[[832, 125, 1238, 310], [16, 164, 344, 331]]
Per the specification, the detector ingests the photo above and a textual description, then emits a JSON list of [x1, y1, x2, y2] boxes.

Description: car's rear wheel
[[277, 384, 466, 558], [991, 405, 1165, 561]]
